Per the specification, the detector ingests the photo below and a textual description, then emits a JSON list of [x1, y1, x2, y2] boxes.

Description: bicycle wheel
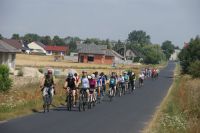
[[67, 95, 72, 111], [109, 89, 113, 102], [78, 94, 83, 112]]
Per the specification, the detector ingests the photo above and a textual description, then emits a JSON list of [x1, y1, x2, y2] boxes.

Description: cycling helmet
[[68, 72, 73, 77], [74, 73, 78, 76], [91, 74, 95, 79], [88, 75, 91, 79], [82, 70, 87, 73], [47, 69, 52, 75]]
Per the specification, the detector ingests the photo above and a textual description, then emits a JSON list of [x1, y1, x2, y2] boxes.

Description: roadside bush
[[0, 65, 12, 92], [189, 60, 200, 78], [133, 57, 140, 62], [179, 35, 200, 74], [38, 68, 43, 73]]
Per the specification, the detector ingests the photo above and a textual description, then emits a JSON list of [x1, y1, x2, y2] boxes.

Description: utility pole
[[124, 40, 126, 62]]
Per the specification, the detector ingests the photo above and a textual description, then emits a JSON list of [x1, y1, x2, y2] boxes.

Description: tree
[[142, 45, 164, 64], [40, 36, 52, 45], [52, 36, 65, 46], [11, 34, 20, 40], [161, 40, 175, 60], [23, 33, 41, 44], [83, 38, 100, 45], [179, 35, 200, 74], [0, 34, 3, 39], [113, 40, 124, 51], [128, 30, 151, 45]]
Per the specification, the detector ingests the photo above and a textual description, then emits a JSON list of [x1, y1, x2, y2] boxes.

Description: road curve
[[0, 62, 175, 133]]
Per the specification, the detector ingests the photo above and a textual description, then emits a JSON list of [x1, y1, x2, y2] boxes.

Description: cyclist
[[123, 71, 129, 92], [88, 74, 97, 103], [156, 68, 159, 78], [80, 70, 89, 100], [109, 72, 117, 97], [129, 72, 136, 92], [64, 72, 76, 107], [40, 69, 55, 112], [139, 72, 145, 87], [96, 74, 102, 98], [117, 74, 125, 96], [74, 73, 80, 104], [100, 72, 107, 96]]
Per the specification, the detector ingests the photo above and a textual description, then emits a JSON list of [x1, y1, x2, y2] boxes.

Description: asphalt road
[[0, 62, 175, 133]]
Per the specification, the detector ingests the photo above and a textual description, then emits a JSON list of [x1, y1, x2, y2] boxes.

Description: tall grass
[[0, 78, 66, 121]]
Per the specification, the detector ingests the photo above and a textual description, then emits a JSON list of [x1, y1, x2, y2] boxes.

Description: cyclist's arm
[[63, 81, 68, 89], [40, 76, 45, 88]]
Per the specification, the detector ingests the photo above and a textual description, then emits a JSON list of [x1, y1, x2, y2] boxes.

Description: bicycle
[[78, 89, 89, 112], [96, 86, 102, 104], [109, 86, 115, 102], [88, 88, 96, 109], [66, 89, 73, 111], [42, 86, 54, 113]]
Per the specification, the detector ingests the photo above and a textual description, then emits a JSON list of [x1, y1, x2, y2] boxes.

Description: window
[[88, 56, 94, 62]]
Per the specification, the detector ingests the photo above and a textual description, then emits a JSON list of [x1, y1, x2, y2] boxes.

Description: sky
[[0, 0, 199, 47]]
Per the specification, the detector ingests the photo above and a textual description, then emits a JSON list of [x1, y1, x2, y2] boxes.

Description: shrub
[[0, 65, 12, 92], [17, 68, 23, 76], [179, 35, 200, 74], [38, 68, 43, 73], [189, 60, 200, 78], [133, 57, 140, 62]]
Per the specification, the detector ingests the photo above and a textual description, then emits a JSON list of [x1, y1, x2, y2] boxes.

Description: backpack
[[129, 74, 135, 81], [110, 77, 116, 85], [124, 75, 129, 82]]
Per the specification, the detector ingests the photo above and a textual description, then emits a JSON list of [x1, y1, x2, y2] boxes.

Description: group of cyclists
[[40, 67, 159, 112]]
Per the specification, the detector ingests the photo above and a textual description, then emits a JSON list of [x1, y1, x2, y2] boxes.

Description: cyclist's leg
[[43, 95, 47, 112], [72, 89, 76, 106]]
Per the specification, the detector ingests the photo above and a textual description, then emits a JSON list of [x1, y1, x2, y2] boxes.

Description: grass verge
[[0, 78, 66, 121], [143, 63, 200, 133]]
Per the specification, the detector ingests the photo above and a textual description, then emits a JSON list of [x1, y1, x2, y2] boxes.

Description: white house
[[27, 41, 46, 55], [110, 50, 125, 64], [0, 40, 20, 72], [170, 49, 181, 61]]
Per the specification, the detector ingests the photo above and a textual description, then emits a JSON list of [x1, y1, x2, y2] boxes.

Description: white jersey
[[81, 77, 89, 88]]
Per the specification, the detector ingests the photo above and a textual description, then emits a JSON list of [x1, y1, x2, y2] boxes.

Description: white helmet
[[88, 75, 92, 79], [91, 74, 95, 79]]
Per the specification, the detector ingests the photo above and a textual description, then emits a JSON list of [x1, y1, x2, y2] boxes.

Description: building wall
[[46, 50, 66, 56], [78, 53, 113, 64], [0, 52, 16, 72], [105, 56, 114, 64]]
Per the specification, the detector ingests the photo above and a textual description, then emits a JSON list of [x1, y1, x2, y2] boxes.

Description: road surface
[[0, 62, 175, 133]]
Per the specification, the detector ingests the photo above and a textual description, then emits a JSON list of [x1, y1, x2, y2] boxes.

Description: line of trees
[[178, 35, 200, 78], [125, 30, 176, 64], [0, 31, 177, 64]]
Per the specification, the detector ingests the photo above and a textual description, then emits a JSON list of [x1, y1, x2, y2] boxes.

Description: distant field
[[16, 54, 113, 68], [15, 54, 142, 75]]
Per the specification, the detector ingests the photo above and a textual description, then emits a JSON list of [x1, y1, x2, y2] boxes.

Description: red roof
[[45, 46, 68, 52]]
